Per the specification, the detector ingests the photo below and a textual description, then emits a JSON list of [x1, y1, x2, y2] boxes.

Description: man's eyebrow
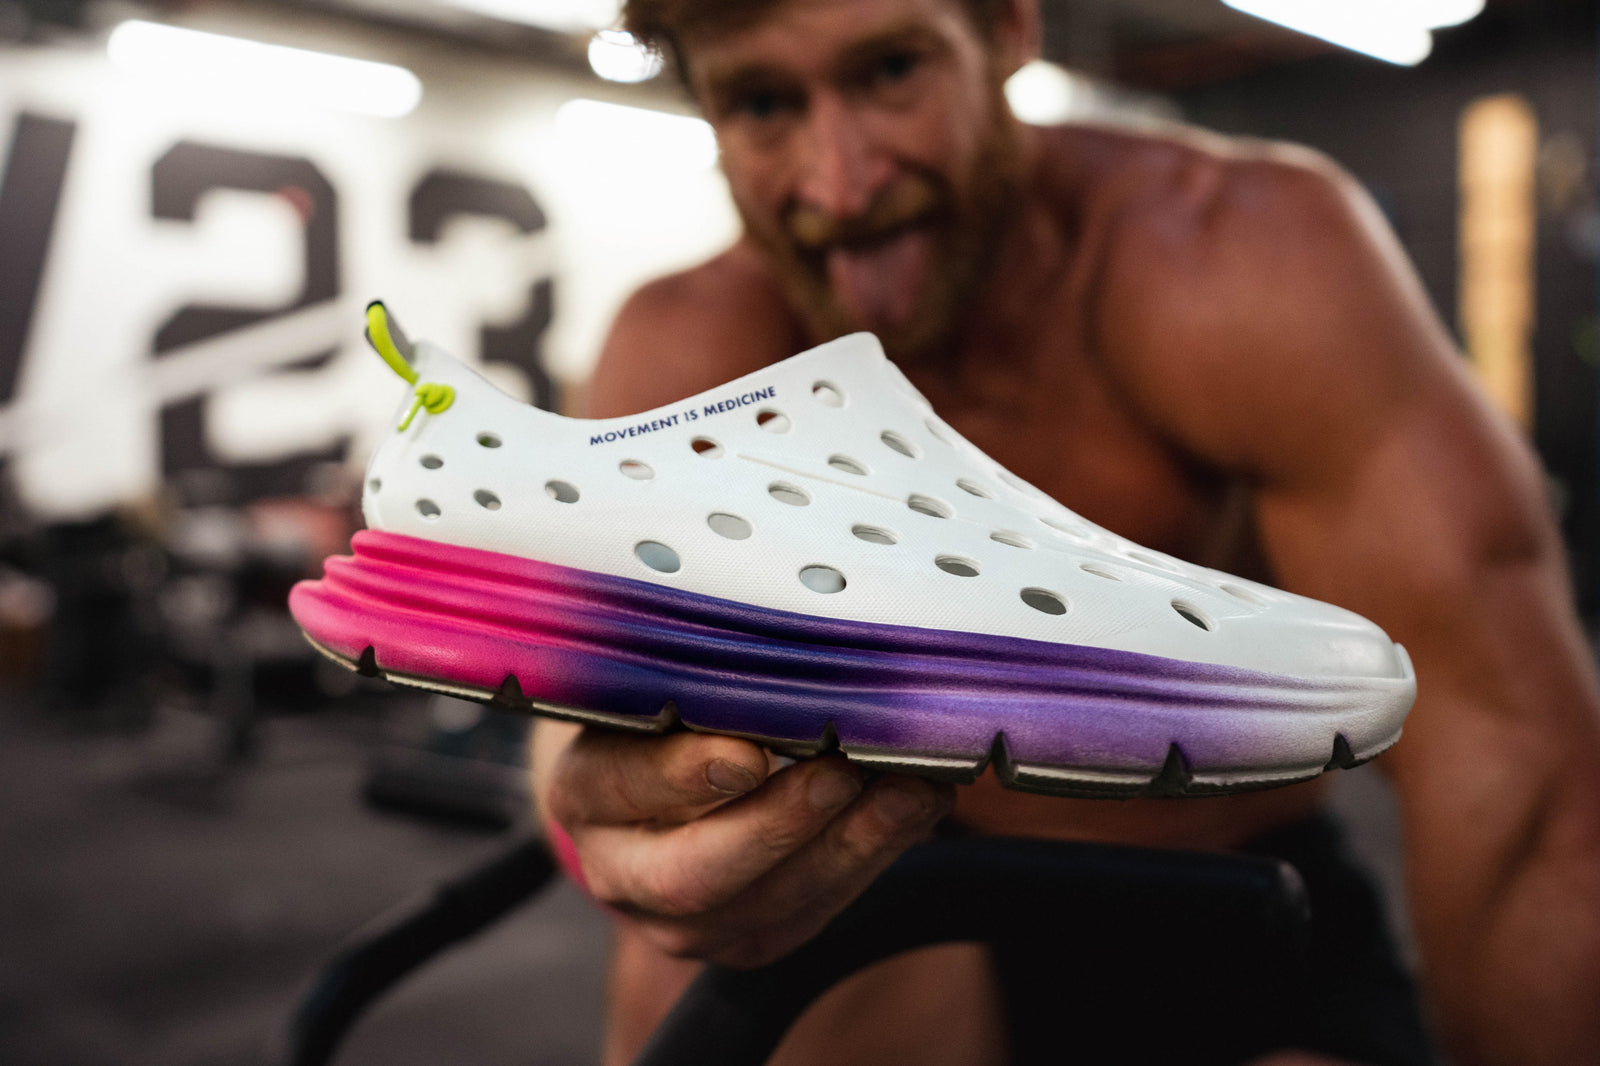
[[827, 23, 947, 79], [700, 22, 947, 101], [701, 62, 794, 104]]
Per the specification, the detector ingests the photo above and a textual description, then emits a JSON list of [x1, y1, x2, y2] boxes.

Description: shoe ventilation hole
[[828, 454, 869, 476], [691, 437, 724, 457], [935, 555, 980, 577], [474, 490, 501, 511], [1128, 549, 1176, 572], [636, 541, 681, 573], [956, 478, 991, 498], [368, 478, 382, 493], [1173, 601, 1213, 631], [880, 431, 919, 458], [812, 381, 845, 407], [545, 480, 580, 504], [416, 499, 441, 519], [925, 418, 953, 445], [707, 512, 752, 540], [799, 565, 846, 593], [1220, 583, 1265, 605], [620, 460, 654, 480], [907, 494, 952, 519], [1040, 516, 1088, 538], [769, 482, 811, 506], [477, 432, 502, 449], [420, 454, 443, 470], [852, 524, 898, 545], [991, 530, 1033, 549], [756, 409, 791, 433], [1021, 588, 1068, 615], [1080, 562, 1121, 581]]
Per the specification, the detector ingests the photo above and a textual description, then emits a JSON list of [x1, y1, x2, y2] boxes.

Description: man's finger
[[548, 729, 771, 828], [581, 755, 866, 919], [701, 774, 956, 966]]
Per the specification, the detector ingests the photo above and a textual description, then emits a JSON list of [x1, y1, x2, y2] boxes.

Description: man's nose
[[796, 94, 889, 221]]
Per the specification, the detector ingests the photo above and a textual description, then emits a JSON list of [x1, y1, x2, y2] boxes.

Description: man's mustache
[[787, 179, 943, 251]]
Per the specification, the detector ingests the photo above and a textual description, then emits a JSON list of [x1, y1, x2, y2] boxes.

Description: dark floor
[[0, 694, 610, 1066], [0, 683, 1425, 1066]]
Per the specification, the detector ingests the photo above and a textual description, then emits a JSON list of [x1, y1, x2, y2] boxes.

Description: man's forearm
[[1400, 699, 1600, 1066]]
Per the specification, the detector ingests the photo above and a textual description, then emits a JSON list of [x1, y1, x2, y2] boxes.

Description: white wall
[[0, 6, 739, 519]]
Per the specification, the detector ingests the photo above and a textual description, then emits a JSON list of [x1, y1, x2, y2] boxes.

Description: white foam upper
[[361, 332, 1408, 681]]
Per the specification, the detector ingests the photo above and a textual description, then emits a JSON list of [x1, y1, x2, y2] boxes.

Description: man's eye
[[875, 51, 920, 83], [734, 91, 789, 120], [742, 92, 780, 118]]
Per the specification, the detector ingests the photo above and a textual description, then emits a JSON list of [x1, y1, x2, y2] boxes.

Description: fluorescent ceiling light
[[1005, 60, 1084, 124], [588, 30, 662, 83], [107, 20, 421, 117], [1221, 0, 1486, 65], [443, 0, 621, 33], [555, 98, 717, 172]]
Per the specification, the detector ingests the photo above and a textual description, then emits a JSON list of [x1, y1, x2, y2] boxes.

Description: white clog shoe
[[290, 303, 1415, 797]]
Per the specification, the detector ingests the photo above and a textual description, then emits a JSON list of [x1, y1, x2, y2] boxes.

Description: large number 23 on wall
[[152, 142, 557, 501], [0, 113, 557, 506]]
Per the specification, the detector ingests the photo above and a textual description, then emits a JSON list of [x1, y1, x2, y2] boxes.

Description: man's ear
[[992, 0, 1041, 79]]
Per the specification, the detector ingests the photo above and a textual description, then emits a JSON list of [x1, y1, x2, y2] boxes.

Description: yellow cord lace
[[365, 301, 454, 431]]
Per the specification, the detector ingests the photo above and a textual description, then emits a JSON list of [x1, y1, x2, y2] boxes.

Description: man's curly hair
[[622, 0, 1011, 84]]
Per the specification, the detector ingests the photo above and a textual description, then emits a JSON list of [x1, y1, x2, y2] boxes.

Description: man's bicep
[[1252, 369, 1552, 625], [1254, 368, 1600, 896]]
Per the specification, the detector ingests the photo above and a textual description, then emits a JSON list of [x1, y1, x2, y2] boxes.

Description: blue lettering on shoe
[[589, 386, 775, 445], [703, 385, 775, 419]]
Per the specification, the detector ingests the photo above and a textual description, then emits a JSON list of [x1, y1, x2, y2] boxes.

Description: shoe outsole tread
[[305, 633, 1396, 799]]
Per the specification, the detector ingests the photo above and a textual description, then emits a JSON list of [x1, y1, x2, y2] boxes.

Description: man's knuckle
[[639, 861, 720, 918], [830, 815, 892, 866], [584, 853, 671, 914], [756, 810, 820, 857]]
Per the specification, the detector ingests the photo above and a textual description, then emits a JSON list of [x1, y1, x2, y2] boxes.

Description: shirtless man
[[531, 0, 1600, 1062]]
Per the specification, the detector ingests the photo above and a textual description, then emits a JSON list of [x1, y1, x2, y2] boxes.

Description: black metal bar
[[287, 835, 557, 1066]]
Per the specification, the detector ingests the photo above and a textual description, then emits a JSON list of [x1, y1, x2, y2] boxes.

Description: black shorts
[[989, 814, 1436, 1066]]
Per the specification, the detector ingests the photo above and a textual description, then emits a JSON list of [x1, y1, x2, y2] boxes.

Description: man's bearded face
[[690, 0, 1028, 362], [754, 109, 1021, 362]]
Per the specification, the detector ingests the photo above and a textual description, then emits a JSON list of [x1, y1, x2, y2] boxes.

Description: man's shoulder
[[589, 243, 807, 417], [1038, 122, 1422, 470], [1038, 121, 1381, 358], [1039, 120, 1355, 251]]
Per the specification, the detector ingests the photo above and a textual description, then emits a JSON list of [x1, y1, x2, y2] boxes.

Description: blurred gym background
[[0, 0, 1594, 1062]]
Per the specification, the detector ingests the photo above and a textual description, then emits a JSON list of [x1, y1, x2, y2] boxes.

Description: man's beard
[[739, 99, 1026, 366]]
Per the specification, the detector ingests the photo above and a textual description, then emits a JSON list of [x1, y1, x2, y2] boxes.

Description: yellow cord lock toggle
[[398, 382, 456, 431], [365, 300, 455, 430]]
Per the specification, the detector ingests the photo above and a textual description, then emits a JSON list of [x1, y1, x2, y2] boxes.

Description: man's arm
[[1099, 144, 1600, 1065]]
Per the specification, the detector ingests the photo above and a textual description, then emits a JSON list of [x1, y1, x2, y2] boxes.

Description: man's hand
[[538, 723, 955, 969]]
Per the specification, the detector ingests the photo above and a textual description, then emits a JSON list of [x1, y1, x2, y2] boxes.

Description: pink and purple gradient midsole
[[289, 531, 1404, 773]]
